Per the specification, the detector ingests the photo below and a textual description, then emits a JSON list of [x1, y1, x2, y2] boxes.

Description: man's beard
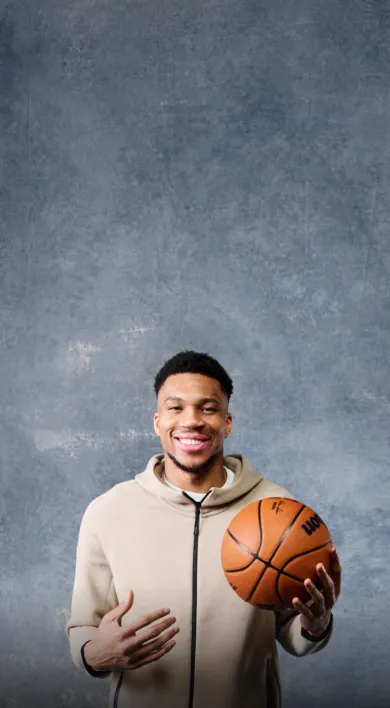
[[166, 449, 220, 475]]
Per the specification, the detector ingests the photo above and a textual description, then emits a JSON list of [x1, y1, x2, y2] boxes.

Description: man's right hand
[[83, 590, 180, 672]]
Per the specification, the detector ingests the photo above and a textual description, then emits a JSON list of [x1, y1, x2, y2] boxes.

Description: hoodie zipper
[[113, 491, 211, 708], [113, 672, 123, 708], [182, 491, 212, 708]]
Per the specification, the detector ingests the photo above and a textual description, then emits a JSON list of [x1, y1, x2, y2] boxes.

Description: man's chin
[[166, 451, 217, 475]]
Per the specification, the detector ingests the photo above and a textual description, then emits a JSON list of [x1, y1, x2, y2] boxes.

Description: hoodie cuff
[[81, 641, 111, 678], [300, 613, 333, 642]]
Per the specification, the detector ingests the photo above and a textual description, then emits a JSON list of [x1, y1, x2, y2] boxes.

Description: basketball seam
[[224, 500, 264, 573], [276, 540, 333, 605], [225, 561, 310, 584], [247, 502, 307, 605], [224, 501, 331, 610], [280, 539, 333, 576], [269, 503, 307, 564], [225, 529, 258, 571], [247, 500, 266, 602]]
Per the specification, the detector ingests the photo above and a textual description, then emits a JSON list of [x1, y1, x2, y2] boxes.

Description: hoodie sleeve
[[275, 608, 333, 657], [66, 500, 118, 675]]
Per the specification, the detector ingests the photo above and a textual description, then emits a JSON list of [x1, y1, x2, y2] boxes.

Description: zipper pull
[[194, 503, 201, 536]]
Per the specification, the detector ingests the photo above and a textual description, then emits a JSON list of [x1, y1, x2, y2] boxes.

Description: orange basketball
[[221, 497, 333, 611]]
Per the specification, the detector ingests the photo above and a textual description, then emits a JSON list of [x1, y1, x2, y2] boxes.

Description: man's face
[[153, 373, 233, 474]]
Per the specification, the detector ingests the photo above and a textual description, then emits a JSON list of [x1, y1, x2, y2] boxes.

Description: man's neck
[[163, 456, 226, 493]]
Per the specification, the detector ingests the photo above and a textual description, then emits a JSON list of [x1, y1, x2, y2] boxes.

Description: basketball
[[221, 497, 333, 611]]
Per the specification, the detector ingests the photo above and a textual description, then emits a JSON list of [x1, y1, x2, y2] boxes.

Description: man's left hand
[[292, 546, 342, 637]]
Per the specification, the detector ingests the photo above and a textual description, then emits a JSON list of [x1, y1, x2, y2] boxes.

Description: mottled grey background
[[1, 1, 389, 707]]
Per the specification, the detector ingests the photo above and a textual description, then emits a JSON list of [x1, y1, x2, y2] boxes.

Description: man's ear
[[225, 412, 233, 437], [153, 412, 160, 436]]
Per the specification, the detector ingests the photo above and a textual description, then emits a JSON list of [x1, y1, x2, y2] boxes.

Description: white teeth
[[179, 439, 206, 446]]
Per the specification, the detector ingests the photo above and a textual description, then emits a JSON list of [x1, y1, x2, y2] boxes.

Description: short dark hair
[[154, 350, 233, 400]]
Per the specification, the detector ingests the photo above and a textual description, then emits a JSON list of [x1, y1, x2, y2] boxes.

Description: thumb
[[102, 590, 134, 626]]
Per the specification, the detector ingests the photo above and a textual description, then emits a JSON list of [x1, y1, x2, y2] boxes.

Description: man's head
[[153, 351, 233, 476]]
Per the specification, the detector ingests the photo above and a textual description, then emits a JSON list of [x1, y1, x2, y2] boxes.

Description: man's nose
[[179, 408, 204, 427]]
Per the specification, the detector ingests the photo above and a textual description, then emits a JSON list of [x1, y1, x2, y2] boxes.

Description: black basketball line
[[223, 501, 264, 573], [246, 501, 267, 602], [246, 563, 268, 602], [280, 539, 332, 577], [223, 501, 265, 601], [246, 502, 307, 603], [276, 540, 332, 605], [224, 501, 329, 606], [225, 502, 308, 592], [268, 503, 307, 563], [226, 559, 307, 585], [224, 529, 258, 572], [275, 580, 286, 608], [257, 500, 263, 552]]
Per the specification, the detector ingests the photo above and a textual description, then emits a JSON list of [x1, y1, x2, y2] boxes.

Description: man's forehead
[[159, 373, 223, 399]]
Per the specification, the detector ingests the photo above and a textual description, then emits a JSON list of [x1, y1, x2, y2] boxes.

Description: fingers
[[101, 590, 134, 626], [117, 590, 135, 627], [123, 608, 172, 637], [292, 596, 315, 619], [128, 625, 180, 665], [316, 563, 336, 608], [330, 547, 342, 577], [127, 636, 177, 670], [126, 615, 177, 652], [292, 551, 341, 635], [293, 578, 325, 617], [293, 561, 337, 618], [307, 576, 327, 611], [330, 546, 342, 598], [139, 616, 178, 644]]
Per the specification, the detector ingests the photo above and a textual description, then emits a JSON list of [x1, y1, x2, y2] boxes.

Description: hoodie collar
[[135, 453, 263, 510]]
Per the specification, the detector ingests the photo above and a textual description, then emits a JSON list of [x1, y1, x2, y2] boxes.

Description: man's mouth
[[173, 437, 210, 453]]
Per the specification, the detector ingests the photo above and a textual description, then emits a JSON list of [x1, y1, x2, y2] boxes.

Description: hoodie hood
[[135, 453, 264, 512]]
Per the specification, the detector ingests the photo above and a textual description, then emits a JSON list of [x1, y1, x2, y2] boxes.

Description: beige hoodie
[[66, 454, 333, 708]]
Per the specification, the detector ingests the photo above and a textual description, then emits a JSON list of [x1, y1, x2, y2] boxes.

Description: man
[[67, 351, 341, 708]]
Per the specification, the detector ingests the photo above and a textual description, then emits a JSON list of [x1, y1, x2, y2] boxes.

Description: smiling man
[[67, 351, 341, 708], [154, 371, 233, 495]]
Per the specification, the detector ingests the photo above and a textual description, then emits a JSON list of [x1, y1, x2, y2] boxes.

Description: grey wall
[[1, 1, 389, 707]]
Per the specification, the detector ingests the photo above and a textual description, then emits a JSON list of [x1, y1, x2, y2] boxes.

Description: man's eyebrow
[[164, 396, 220, 404]]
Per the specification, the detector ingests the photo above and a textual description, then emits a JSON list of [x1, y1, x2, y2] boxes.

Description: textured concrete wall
[[1, 1, 389, 707]]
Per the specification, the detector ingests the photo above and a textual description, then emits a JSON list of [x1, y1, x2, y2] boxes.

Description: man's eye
[[168, 406, 216, 412]]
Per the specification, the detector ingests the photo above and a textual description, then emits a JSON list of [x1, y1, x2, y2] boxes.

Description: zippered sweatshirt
[[66, 453, 333, 708]]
